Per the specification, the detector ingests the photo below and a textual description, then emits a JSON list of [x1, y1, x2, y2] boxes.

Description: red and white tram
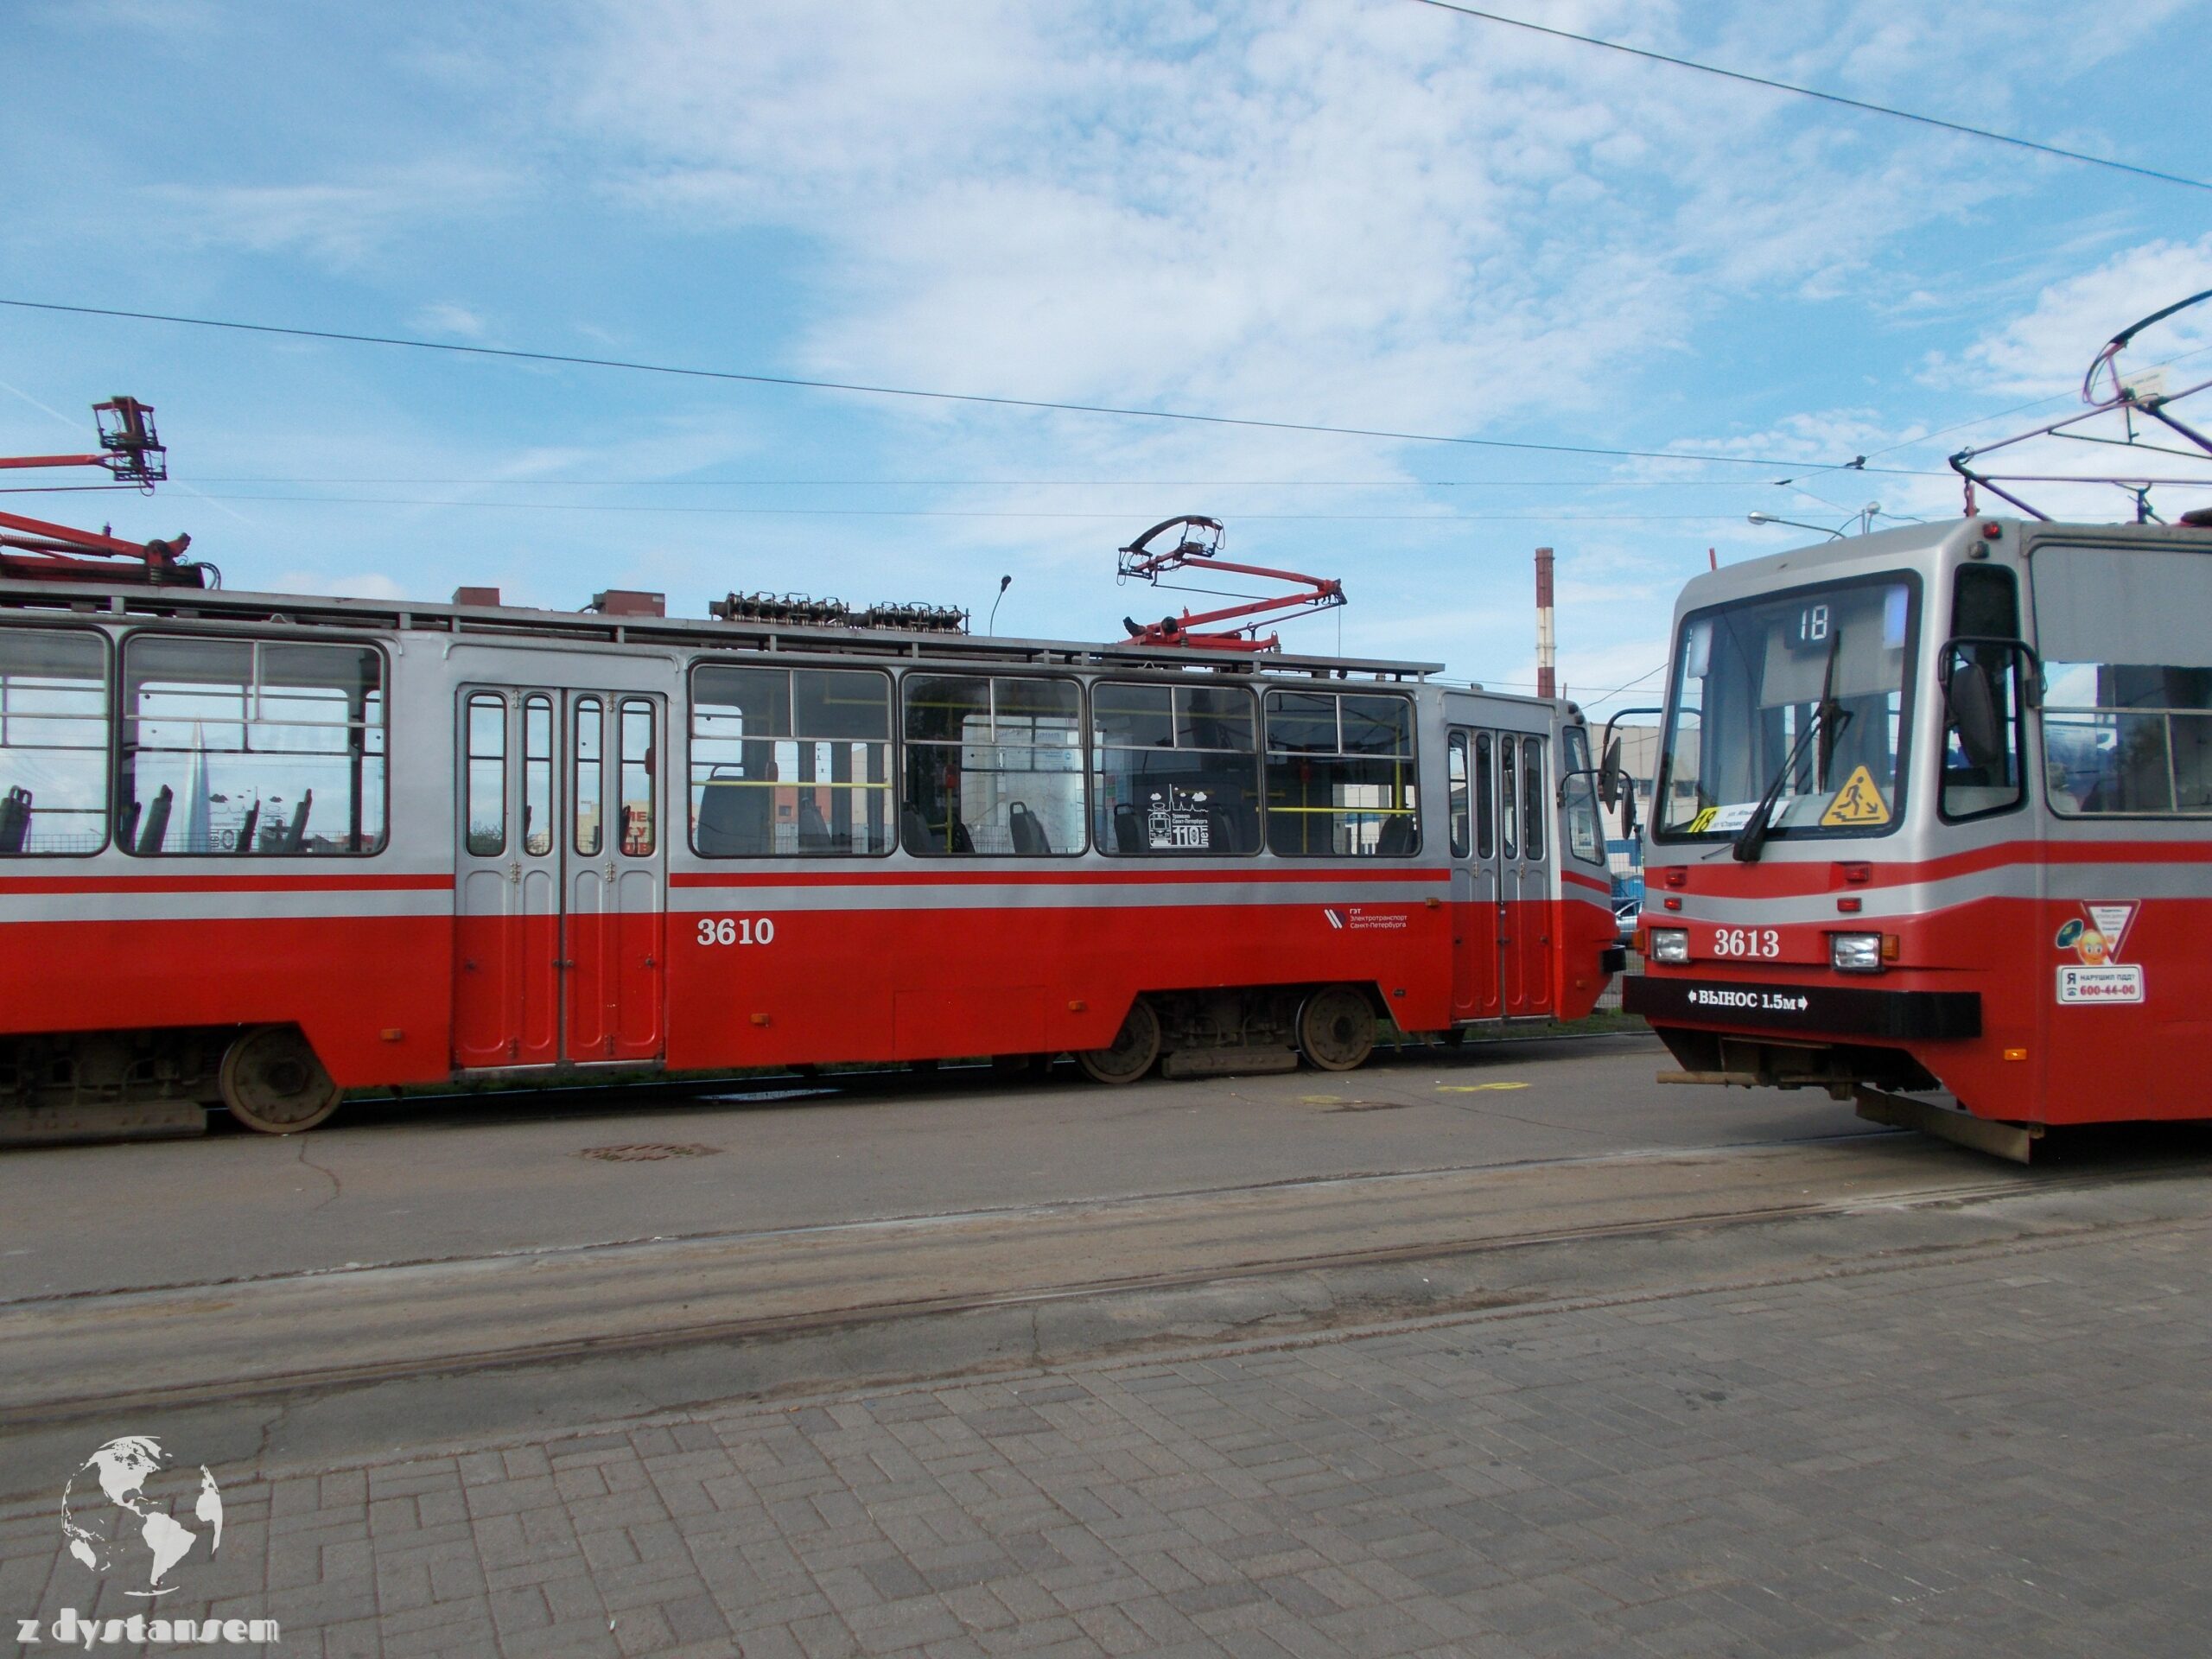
[[0, 574, 1620, 1139], [1625, 515, 2212, 1158]]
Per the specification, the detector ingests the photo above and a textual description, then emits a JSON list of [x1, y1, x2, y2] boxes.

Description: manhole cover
[[1300, 1096, 1410, 1113], [577, 1142, 723, 1162]]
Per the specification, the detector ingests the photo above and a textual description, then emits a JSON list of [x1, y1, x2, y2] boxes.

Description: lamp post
[[988, 574, 1012, 634], [1747, 511, 1846, 541]]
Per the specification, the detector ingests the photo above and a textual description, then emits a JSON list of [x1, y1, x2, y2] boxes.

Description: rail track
[[6, 1128, 2201, 1429]]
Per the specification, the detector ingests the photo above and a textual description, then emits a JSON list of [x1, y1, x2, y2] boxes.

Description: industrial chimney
[[1535, 546, 1556, 700]]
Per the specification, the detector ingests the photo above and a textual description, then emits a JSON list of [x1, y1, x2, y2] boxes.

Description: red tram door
[[453, 688, 667, 1070], [1447, 729, 1504, 1020], [1500, 731, 1554, 1016]]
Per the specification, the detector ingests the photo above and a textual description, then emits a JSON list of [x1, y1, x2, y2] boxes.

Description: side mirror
[[1942, 645, 2005, 768], [1618, 772, 1639, 842], [1599, 736, 1623, 808], [1940, 635, 2042, 769]]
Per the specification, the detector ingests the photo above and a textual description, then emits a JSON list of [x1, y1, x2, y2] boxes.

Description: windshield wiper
[[1725, 698, 1849, 862], [1732, 632, 1849, 863]]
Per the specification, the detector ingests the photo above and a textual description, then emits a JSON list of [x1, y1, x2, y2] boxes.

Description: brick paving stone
[[10, 1220, 2212, 1656]]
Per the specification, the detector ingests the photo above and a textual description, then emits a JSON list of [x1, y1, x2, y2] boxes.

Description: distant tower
[[1535, 546, 1556, 700]]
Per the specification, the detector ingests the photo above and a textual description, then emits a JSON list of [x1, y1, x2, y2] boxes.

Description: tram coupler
[[1851, 1086, 2043, 1166]]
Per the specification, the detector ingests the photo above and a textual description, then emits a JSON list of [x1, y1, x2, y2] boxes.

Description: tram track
[[3, 1132, 2197, 1429]]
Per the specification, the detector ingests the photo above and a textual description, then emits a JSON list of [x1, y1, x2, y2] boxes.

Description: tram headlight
[[1830, 932, 1884, 974], [1648, 928, 1689, 964]]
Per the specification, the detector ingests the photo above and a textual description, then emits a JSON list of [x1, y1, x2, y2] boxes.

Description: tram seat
[[696, 778, 768, 855], [117, 797, 142, 853], [1376, 815, 1415, 855], [0, 786, 29, 854], [1112, 802, 1145, 854], [280, 791, 312, 854], [137, 786, 174, 855], [797, 795, 832, 854], [951, 817, 976, 855], [901, 804, 941, 854], [1008, 800, 1049, 855], [232, 801, 261, 855]]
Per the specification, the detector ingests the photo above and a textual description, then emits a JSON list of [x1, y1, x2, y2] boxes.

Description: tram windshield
[[1656, 575, 1916, 841]]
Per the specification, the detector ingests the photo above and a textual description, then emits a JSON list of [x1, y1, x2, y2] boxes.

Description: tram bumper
[[1625, 976, 1980, 1096], [1624, 976, 1980, 1041]]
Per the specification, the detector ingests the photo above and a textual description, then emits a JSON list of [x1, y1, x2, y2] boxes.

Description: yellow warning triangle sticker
[[1821, 765, 1891, 827]]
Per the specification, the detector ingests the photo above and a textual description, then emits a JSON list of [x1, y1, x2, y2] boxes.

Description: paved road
[[5, 1158, 2209, 1657], [9, 1038, 2211, 1655], [2, 1033, 1874, 1299]]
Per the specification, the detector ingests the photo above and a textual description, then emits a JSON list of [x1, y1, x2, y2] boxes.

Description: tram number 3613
[[1712, 927, 1781, 959], [697, 917, 776, 946]]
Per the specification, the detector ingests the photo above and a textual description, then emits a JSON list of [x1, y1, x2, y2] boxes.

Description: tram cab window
[[1263, 691, 1419, 856], [1090, 682, 1260, 855], [1940, 566, 2025, 820], [0, 629, 109, 856], [120, 637, 386, 855], [690, 665, 893, 855], [2035, 545, 2212, 816], [902, 674, 1083, 855], [1656, 577, 1914, 842]]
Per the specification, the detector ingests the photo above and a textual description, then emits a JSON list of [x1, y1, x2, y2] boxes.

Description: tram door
[[453, 688, 666, 1069], [1499, 732, 1554, 1016], [1447, 729, 1504, 1020]]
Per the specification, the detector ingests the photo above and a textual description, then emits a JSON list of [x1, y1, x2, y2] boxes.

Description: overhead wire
[[1408, 1, 2212, 194], [0, 297, 1938, 475], [168, 493, 1829, 523]]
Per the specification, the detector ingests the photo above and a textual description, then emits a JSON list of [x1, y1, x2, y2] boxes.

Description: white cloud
[[1943, 234, 2212, 399], [410, 302, 488, 340], [143, 162, 519, 267]]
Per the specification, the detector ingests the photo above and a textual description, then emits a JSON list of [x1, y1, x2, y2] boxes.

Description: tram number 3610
[[1712, 927, 1781, 959], [697, 917, 776, 946]]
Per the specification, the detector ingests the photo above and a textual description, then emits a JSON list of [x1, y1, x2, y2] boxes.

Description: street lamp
[[1747, 511, 1846, 541], [1748, 503, 1884, 538], [987, 574, 1012, 634]]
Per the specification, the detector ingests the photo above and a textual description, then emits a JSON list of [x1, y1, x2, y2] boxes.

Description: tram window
[[0, 629, 108, 856], [573, 697, 603, 855], [690, 665, 893, 855], [1500, 735, 1518, 858], [1475, 732, 1494, 859], [620, 700, 656, 855], [1092, 682, 1259, 855], [466, 694, 505, 855], [2035, 545, 2212, 816], [1941, 566, 2025, 821], [1560, 727, 1603, 864], [1447, 733, 1471, 859], [121, 637, 386, 856], [1522, 737, 1546, 860], [1263, 690, 1419, 856], [903, 673, 1083, 855], [523, 696, 553, 856]]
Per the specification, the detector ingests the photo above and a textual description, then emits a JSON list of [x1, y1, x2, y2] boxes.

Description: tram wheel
[[1076, 998, 1161, 1085], [219, 1026, 341, 1135], [1299, 984, 1376, 1072]]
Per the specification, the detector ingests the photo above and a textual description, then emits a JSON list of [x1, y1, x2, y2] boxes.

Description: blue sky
[[3, 0, 2210, 715]]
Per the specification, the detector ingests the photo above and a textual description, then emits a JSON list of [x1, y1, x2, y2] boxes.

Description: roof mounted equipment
[[1115, 516, 1344, 652], [1950, 289, 2212, 524]]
